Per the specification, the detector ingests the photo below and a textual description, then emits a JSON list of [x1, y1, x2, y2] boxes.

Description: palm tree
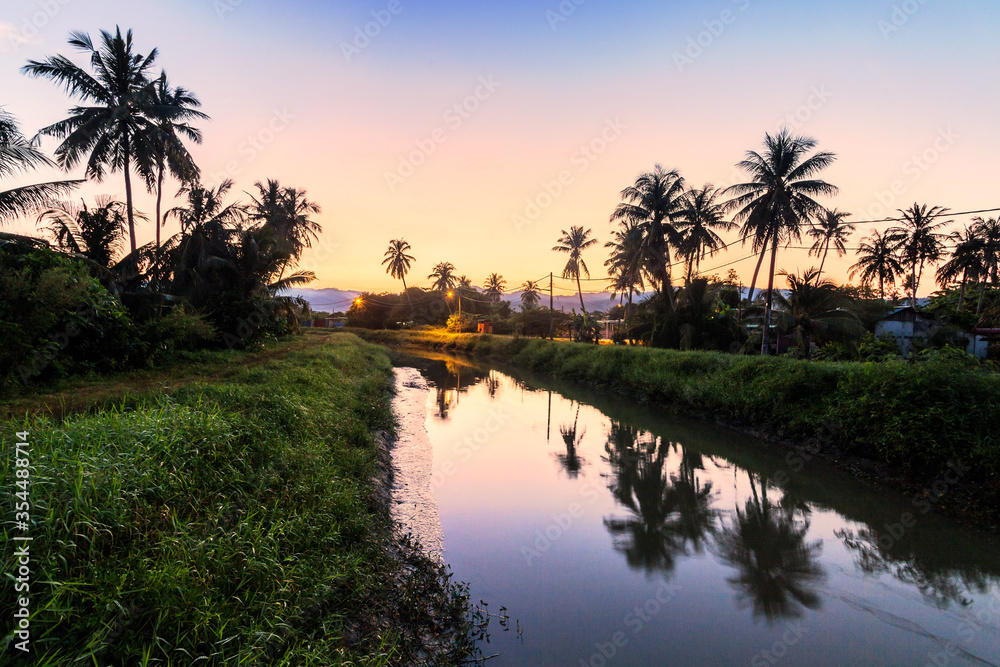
[[553, 225, 598, 316], [520, 279, 541, 310], [37, 197, 126, 268], [724, 129, 838, 355], [247, 180, 322, 269], [166, 179, 243, 299], [23, 27, 163, 253], [428, 261, 457, 293], [143, 71, 207, 253], [807, 208, 854, 283], [0, 108, 82, 225], [770, 268, 862, 358], [382, 239, 415, 312], [675, 184, 735, 279], [971, 217, 1000, 315], [605, 220, 646, 334], [936, 226, 984, 311], [610, 165, 687, 309], [850, 230, 902, 299], [886, 203, 950, 307], [483, 273, 506, 303]]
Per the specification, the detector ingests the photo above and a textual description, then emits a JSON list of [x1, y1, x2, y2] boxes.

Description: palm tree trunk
[[915, 260, 925, 308], [153, 162, 165, 291], [402, 275, 414, 314], [977, 276, 987, 315], [761, 238, 779, 356], [816, 243, 830, 283], [577, 272, 586, 316], [155, 162, 164, 251], [123, 144, 137, 254], [958, 270, 967, 311], [746, 248, 768, 306]]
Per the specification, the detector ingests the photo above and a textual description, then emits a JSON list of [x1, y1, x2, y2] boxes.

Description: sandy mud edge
[[388, 367, 445, 560]]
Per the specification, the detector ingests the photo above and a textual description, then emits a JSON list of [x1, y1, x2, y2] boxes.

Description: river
[[390, 350, 1000, 666]]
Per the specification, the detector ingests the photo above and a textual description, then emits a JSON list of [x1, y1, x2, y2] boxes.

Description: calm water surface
[[398, 351, 1000, 666]]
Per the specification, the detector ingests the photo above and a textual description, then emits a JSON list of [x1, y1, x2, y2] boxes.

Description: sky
[[3, 0, 999, 303]]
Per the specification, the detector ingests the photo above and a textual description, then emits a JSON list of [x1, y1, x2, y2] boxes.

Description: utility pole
[[549, 272, 554, 340]]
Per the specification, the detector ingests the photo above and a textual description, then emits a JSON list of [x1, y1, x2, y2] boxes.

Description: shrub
[[0, 243, 140, 392]]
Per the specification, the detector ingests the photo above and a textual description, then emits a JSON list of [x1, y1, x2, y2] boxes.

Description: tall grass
[[1, 335, 477, 665], [353, 329, 1000, 525]]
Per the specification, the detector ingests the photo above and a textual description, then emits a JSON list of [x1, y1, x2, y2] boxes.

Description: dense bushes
[[0, 243, 140, 391], [0, 241, 301, 395]]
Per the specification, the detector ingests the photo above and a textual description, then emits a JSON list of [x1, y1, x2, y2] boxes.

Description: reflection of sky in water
[[406, 353, 1000, 666]]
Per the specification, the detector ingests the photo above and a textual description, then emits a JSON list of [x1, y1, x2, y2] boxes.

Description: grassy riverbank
[[1, 334, 479, 665], [351, 329, 1000, 528]]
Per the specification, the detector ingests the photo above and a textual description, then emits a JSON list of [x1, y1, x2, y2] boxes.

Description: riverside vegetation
[[0, 334, 487, 665], [350, 329, 1000, 529]]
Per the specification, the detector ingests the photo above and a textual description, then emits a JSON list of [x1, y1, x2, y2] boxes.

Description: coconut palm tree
[[770, 268, 862, 358], [520, 279, 541, 310], [0, 108, 82, 225], [23, 27, 163, 253], [610, 165, 687, 309], [936, 226, 984, 311], [143, 71, 207, 253], [553, 225, 598, 316], [382, 238, 415, 312], [971, 216, 1000, 315], [166, 179, 243, 299], [247, 180, 322, 267], [724, 129, 838, 355], [605, 220, 646, 334], [37, 197, 126, 268], [850, 230, 902, 299], [886, 203, 950, 307], [675, 184, 735, 279], [483, 272, 506, 303], [428, 261, 457, 293], [807, 208, 854, 283]]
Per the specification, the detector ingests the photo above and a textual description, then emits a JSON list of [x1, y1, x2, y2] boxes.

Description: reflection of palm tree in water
[[714, 471, 825, 622], [556, 403, 586, 477], [835, 527, 987, 609], [602, 423, 718, 573]]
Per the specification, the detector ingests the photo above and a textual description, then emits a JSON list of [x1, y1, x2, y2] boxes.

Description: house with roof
[[875, 306, 989, 359]]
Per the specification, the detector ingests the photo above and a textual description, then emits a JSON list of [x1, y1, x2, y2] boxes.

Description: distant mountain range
[[282, 287, 647, 314]]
